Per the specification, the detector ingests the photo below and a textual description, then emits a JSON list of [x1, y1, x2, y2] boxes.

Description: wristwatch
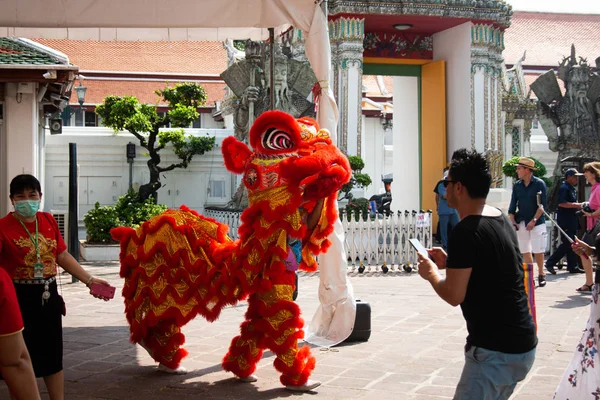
[[532, 218, 537, 222]]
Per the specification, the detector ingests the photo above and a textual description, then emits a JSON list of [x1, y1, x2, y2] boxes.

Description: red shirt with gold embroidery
[[0, 267, 23, 336], [0, 212, 67, 280]]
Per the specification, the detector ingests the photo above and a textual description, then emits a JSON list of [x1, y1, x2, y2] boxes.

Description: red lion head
[[222, 110, 350, 202]]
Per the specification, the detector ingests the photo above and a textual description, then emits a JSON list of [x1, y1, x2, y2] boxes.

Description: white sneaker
[[286, 379, 321, 392], [157, 363, 188, 374], [238, 374, 258, 382]]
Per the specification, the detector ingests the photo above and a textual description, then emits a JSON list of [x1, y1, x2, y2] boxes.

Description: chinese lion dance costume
[[111, 110, 351, 388]]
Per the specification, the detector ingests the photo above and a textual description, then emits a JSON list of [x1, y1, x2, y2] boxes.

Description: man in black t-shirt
[[417, 149, 537, 400]]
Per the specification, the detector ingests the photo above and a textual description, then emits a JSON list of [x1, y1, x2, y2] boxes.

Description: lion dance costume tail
[[112, 111, 351, 387]]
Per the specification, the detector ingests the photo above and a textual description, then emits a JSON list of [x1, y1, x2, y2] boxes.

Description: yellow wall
[[363, 58, 447, 232], [421, 61, 447, 231]]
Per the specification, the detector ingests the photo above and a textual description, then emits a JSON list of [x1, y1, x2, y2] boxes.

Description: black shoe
[[557, 265, 564, 270], [568, 268, 586, 274], [545, 264, 557, 275], [538, 275, 547, 287]]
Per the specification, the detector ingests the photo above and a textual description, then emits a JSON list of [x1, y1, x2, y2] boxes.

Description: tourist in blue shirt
[[508, 157, 548, 287], [545, 169, 585, 275], [435, 170, 459, 250]]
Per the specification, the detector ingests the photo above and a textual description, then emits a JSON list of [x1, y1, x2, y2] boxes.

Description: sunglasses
[[442, 180, 456, 188]]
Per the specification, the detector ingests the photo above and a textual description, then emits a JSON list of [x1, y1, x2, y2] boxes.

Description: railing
[[204, 207, 243, 241], [204, 207, 433, 273], [339, 210, 433, 273]]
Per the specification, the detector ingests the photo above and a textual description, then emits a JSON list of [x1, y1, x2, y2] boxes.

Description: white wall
[[433, 22, 472, 159], [44, 127, 234, 235], [3, 82, 41, 215], [362, 117, 387, 198], [392, 76, 420, 212]]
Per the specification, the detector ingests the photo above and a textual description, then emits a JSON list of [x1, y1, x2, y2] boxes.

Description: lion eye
[[262, 128, 294, 151]]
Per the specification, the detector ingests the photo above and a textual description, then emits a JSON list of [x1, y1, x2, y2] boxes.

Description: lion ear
[[222, 136, 252, 174]]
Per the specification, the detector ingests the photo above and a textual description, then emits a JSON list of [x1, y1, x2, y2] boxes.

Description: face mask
[[14, 200, 41, 218]]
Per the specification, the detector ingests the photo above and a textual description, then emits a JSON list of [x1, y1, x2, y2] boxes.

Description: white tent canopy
[[1, 0, 354, 346]]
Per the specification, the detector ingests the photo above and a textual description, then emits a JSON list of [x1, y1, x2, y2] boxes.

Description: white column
[[392, 76, 419, 212], [473, 69, 486, 152], [432, 22, 473, 158], [346, 66, 360, 156], [4, 82, 39, 213]]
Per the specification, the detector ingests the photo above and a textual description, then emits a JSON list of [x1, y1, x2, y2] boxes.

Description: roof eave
[[0, 64, 79, 70]]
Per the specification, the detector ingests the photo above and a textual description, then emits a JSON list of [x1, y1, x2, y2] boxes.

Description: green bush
[[83, 190, 167, 243], [345, 198, 370, 221], [502, 156, 550, 185], [113, 190, 167, 227], [83, 203, 120, 243]]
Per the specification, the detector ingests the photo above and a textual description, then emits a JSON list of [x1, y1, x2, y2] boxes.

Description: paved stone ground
[[0, 262, 593, 399]]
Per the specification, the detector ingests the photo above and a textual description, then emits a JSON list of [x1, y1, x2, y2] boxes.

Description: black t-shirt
[[446, 212, 538, 354]]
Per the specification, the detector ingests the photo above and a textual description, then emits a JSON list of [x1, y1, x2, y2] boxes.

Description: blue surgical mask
[[14, 200, 40, 218]]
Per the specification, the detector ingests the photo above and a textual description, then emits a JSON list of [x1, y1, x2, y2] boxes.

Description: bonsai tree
[[338, 155, 372, 201], [96, 83, 216, 202]]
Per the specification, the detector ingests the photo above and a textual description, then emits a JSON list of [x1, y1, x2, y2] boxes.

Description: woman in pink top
[[583, 162, 600, 230], [578, 162, 600, 292]]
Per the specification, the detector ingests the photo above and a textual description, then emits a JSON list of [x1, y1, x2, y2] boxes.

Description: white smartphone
[[408, 238, 430, 259]]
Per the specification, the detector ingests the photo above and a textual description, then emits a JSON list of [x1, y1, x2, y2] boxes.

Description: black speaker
[[50, 118, 62, 135], [343, 300, 371, 343]]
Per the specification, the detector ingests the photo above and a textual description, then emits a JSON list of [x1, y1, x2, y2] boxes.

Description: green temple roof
[[0, 37, 63, 65]]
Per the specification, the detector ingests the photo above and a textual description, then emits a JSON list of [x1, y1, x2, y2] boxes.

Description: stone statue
[[221, 40, 317, 143], [220, 39, 318, 209], [530, 45, 600, 209]]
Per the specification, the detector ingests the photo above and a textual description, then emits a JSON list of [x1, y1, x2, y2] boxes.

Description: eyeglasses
[[442, 180, 456, 188]]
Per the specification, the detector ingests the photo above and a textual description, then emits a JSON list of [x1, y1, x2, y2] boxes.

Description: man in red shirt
[[0, 267, 40, 399]]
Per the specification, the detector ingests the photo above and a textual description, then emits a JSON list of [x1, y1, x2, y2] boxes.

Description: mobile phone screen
[[408, 238, 430, 259]]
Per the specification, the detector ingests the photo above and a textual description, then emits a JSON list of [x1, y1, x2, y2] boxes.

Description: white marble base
[[79, 240, 120, 261]]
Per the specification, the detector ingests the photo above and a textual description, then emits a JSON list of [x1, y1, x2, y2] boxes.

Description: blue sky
[[509, 0, 600, 14]]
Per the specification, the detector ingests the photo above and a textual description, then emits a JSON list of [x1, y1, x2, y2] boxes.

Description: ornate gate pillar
[[330, 17, 364, 156]]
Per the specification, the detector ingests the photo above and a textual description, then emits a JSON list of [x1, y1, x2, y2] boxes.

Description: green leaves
[[156, 83, 207, 109], [157, 129, 216, 164], [83, 191, 167, 244], [502, 156, 548, 180], [338, 155, 372, 201], [96, 96, 140, 132], [348, 155, 365, 171], [168, 104, 199, 128]]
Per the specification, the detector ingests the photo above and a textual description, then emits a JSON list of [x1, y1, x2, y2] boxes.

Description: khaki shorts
[[516, 222, 546, 254]]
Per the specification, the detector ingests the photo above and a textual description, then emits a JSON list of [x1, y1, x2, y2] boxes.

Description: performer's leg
[[260, 287, 317, 388], [141, 319, 188, 373], [222, 296, 264, 379]]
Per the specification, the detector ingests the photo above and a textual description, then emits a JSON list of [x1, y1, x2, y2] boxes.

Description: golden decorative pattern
[[153, 294, 198, 318], [276, 230, 288, 253], [13, 235, 58, 279], [284, 210, 303, 231], [265, 309, 294, 331], [134, 297, 151, 323], [248, 185, 293, 209], [278, 348, 298, 367], [236, 337, 261, 357], [142, 224, 212, 266], [247, 247, 262, 266], [260, 284, 294, 305], [274, 328, 296, 345]]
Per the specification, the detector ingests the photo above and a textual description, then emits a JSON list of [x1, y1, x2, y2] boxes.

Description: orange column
[[421, 61, 447, 232]]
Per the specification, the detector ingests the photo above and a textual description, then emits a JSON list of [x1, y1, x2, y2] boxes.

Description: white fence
[[205, 207, 433, 273]]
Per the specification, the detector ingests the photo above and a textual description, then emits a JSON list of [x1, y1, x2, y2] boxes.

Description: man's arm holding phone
[[417, 248, 471, 307]]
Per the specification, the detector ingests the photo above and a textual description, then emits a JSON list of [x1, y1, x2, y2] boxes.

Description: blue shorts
[[453, 345, 536, 400]]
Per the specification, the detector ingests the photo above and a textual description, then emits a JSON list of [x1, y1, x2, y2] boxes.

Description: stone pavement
[[0, 262, 593, 400]]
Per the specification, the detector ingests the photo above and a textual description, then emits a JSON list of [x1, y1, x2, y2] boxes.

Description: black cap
[[565, 168, 583, 178]]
